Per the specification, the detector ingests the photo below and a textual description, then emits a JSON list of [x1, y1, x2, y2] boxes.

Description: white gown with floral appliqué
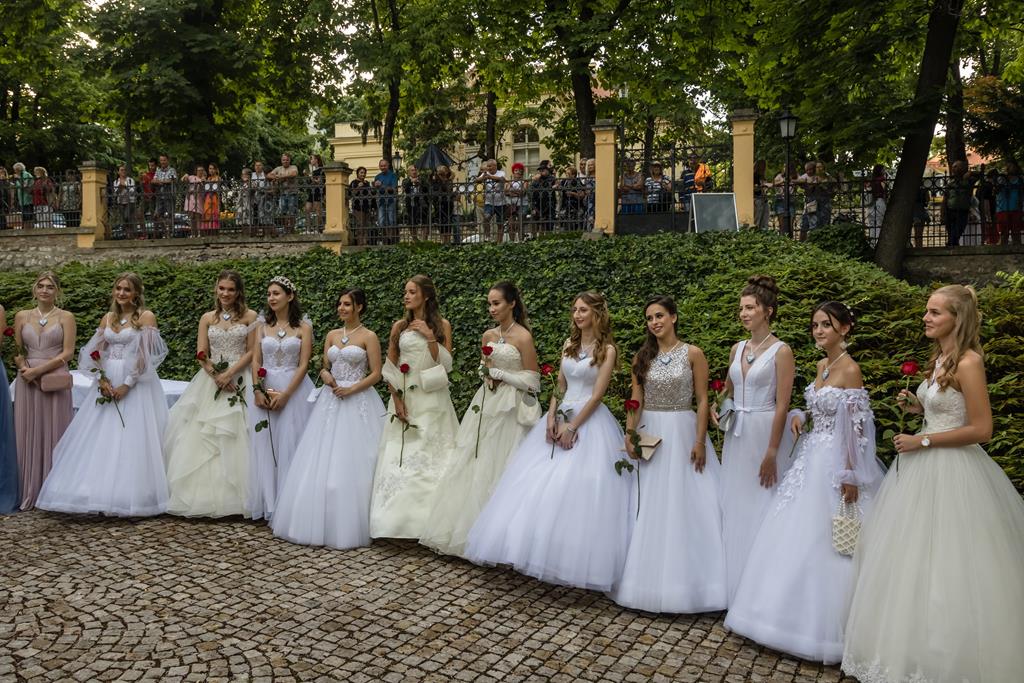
[[164, 323, 253, 517], [272, 345, 385, 548], [369, 330, 460, 539], [37, 325, 170, 517], [842, 380, 1024, 683], [725, 385, 885, 663]]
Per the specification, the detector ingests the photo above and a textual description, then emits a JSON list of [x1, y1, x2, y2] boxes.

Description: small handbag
[[804, 199, 818, 213], [717, 397, 736, 433], [39, 365, 73, 393], [636, 432, 662, 460], [832, 498, 862, 556], [419, 364, 449, 393]]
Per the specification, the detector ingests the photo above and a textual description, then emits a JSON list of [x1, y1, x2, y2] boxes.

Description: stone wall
[[0, 230, 345, 271], [901, 245, 1024, 285]]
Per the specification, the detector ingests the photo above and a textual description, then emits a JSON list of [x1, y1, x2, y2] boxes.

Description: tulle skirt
[[247, 368, 315, 520], [609, 409, 726, 613], [464, 401, 632, 591], [0, 363, 18, 514], [725, 431, 865, 663], [37, 359, 169, 517], [719, 409, 795, 604], [419, 381, 537, 557], [164, 369, 251, 518], [842, 444, 1024, 682], [271, 384, 385, 549]]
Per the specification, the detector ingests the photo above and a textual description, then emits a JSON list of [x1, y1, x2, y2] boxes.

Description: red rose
[[2, 327, 13, 338], [709, 379, 726, 393], [624, 399, 640, 412], [257, 367, 268, 378], [90, 350, 101, 361], [481, 345, 493, 356], [400, 363, 410, 374], [196, 350, 207, 361], [540, 363, 554, 376], [900, 361, 920, 376]]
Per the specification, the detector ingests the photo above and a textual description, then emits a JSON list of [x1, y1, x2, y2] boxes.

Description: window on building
[[512, 126, 541, 172]]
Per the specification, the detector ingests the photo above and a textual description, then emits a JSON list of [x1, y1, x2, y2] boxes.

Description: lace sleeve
[[246, 315, 266, 335], [122, 327, 169, 387], [832, 390, 885, 493], [77, 328, 107, 374]]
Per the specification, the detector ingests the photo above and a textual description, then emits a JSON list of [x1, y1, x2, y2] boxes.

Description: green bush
[[2, 231, 1021, 492], [805, 222, 875, 262]]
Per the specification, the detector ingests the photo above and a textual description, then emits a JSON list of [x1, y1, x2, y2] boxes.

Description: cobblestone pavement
[[0, 512, 858, 683]]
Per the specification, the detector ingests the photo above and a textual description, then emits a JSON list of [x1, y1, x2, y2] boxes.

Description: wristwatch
[[921, 436, 931, 448]]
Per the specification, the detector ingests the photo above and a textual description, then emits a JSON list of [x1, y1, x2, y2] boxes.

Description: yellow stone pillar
[[322, 162, 352, 252], [78, 161, 107, 248], [592, 120, 618, 235], [730, 109, 758, 227]]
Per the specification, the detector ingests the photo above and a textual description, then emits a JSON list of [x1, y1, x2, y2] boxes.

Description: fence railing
[[0, 175, 82, 230]]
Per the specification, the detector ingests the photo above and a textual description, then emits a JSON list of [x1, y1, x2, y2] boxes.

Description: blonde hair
[[108, 272, 147, 328], [926, 284, 983, 391], [32, 271, 63, 306], [565, 291, 616, 368]]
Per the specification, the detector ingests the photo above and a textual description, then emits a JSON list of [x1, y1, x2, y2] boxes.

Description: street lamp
[[391, 151, 403, 173], [778, 109, 798, 237]]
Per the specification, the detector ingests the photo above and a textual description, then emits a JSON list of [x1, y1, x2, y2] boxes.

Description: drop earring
[[840, 339, 849, 350]]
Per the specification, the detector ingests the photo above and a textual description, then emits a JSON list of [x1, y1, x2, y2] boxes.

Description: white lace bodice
[[208, 324, 248, 364], [485, 342, 523, 372], [328, 345, 368, 385], [561, 354, 599, 403], [643, 344, 692, 411], [262, 334, 302, 371], [729, 340, 784, 411], [916, 380, 968, 433], [104, 326, 137, 360]]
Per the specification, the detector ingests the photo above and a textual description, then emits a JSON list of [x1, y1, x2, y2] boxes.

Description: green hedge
[[2, 232, 1021, 492], [805, 222, 875, 262]]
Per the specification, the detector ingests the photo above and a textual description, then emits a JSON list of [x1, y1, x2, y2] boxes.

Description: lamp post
[[778, 109, 798, 237], [391, 151, 403, 174]]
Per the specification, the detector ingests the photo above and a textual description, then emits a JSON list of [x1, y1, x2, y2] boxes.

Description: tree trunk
[[642, 114, 655, 170], [944, 60, 967, 167], [874, 0, 964, 276], [124, 116, 134, 171], [484, 91, 497, 160], [382, 78, 399, 163], [569, 58, 596, 159]]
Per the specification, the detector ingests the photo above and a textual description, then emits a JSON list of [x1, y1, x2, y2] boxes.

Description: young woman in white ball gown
[[714, 275, 796, 604], [420, 281, 541, 557], [272, 288, 385, 549], [370, 274, 460, 540], [164, 270, 258, 517], [725, 302, 885, 663], [609, 295, 726, 613], [37, 273, 170, 517], [465, 291, 632, 591], [842, 285, 1024, 683], [247, 276, 315, 521]]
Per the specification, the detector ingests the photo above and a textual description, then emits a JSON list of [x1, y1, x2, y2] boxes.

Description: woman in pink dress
[[12, 271, 76, 509]]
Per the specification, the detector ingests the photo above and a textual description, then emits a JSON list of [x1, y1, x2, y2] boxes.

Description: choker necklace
[[341, 324, 362, 345], [35, 306, 55, 326], [745, 333, 772, 364], [822, 351, 847, 381], [657, 342, 682, 365], [497, 321, 516, 344]]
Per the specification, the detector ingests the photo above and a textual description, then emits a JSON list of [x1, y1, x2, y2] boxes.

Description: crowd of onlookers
[[0, 164, 81, 229]]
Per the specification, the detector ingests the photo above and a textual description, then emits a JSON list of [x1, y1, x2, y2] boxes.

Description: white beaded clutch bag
[[832, 498, 862, 556]]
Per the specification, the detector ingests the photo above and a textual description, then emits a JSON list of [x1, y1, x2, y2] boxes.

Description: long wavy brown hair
[[632, 295, 677, 388], [108, 272, 146, 328], [926, 284, 983, 391], [565, 290, 616, 367], [212, 270, 247, 320], [399, 274, 446, 345]]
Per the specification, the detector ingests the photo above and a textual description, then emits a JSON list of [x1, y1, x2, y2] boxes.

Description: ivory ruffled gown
[[842, 379, 1024, 682]]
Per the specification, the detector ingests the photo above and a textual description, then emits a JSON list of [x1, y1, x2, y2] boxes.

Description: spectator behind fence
[[867, 164, 887, 229], [772, 163, 798, 236], [797, 161, 820, 238], [373, 158, 397, 242], [644, 161, 672, 213], [507, 162, 527, 241], [995, 162, 1023, 245], [403, 165, 429, 241], [111, 164, 136, 238], [753, 159, 770, 230], [978, 167, 999, 244], [430, 165, 457, 244], [579, 157, 588, 178], [477, 159, 506, 242], [140, 159, 156, 236], [942, 161, 976, 247], [251, 160, 273, 232], [13, 162, 33, 229], [561, 165, 586, 229], [690, 153, 711, 192], [31, 167, 57, 229], [585, 158, 596, 229], [59, 170, 81, 228], [531, 161, 556, 232], [0, 167, 8, 230], [912, 178, 932, 247], [184, 166, 206, 236], [305, 153, 324, 232], [618, 159, 643, 214], [202, 163, 221, 233], [349, 166, 374, 246], [269, 153, 299, 234], [153, 154, 177, 235], [237, 168, 253, 231]]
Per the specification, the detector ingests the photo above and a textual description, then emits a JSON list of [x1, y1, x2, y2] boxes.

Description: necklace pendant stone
[[119, 318, 128, 326], [277, 329, 286, 338], [221, 312, 232, 321], [39, 317, 48, 326], [822, 368, 831, 380], [340, 336, 349, 345], [745, 352, 756, 364]]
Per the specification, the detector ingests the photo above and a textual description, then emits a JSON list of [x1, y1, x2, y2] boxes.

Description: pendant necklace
[[276, 327, 287, 339], [35, 306, 55, 327], [497, 321, 516, 344], [578, 341, 595, 360], [821, 351, 847, 381], [745, 333, 772, 364], [657, 341, 681, 365], [341, 324, 363, 345], [220, 310, 233, 322], [119, 315, 129, 326]]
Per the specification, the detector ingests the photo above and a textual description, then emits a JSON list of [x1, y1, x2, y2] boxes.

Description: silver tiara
[[270, 275, 297, 293]]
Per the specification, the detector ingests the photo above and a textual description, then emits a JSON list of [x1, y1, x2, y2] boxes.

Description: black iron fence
[[0, 172, 81, 230]]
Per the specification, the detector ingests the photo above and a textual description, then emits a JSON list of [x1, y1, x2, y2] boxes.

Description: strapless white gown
[[272, 345, 385, 549], [164, 323, 252, 517], [842, 380, 1024, 682]]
